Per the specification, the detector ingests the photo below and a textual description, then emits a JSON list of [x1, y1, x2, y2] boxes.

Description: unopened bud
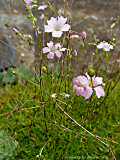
[[32, 5, 38, 9], [69, 31, 73, 35], [110, 23, 115, 29], [41, 66, 47, 73], [82, 31, 86, 39], [13, 28, 22, 37], [88, 68, 95, 77], [73, 50, 77, 56], [13, 28, 18, 34]]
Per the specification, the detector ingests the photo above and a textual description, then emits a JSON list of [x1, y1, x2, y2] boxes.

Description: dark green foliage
[[0, 65, 34, 86]]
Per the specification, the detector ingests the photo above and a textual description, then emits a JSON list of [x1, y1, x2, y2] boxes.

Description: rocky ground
[[0, 0, 120, 74]]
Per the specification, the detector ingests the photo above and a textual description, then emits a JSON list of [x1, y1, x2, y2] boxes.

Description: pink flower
[[97, 42, 113, 51], [44, 16, 71, 37], [82, 31, 86, 39], [38, 5, 48, 10], [42, 41, 66, 59], [73, 50, 77, 56], [72, 76, 93, 99], [13, 28, 18, 34], [72, 73, 105, 99], [26, 0, 32, 9], [86, 73, 105, 98]]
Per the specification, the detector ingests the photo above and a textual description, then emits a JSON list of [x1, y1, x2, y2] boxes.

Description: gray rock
[[0, 36, 18, 70]]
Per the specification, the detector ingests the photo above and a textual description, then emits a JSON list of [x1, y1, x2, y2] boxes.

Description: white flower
[[44, 16, 71, 38], [38, 5, 48, 10], [71, 35, 79, 39], [97, 42, 113, 51], [51, 93, 56, 98]]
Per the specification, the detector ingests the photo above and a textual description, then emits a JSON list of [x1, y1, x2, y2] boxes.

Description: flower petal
[[60, 48, 66, 52], [77, 76, 90, 86], [55, 50, 62, 58], [47, 52, 54, 59], [44, 25, 54, 32], [82, 87, 93, 99], [94, 86, 105, 98], [52, 31, 63, 37], [92, 77, 104, 86], [61, 24, 71, 31], [47, 41, 54, 49], [58, 16, 67, 25], [55, 43, 61, 50], [47, 17, 57, 26], [42, 47, 50, 53], [38, 5, 47, 10], [71, 35, 79, 39]]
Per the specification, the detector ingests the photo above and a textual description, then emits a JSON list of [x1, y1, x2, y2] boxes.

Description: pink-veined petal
[[92, 77, 104, 87], [55, 50, 62, 58], [47, 52, 54, 59], [94, 86, 105, 98], [77, 76, 90, 86], [52, 31, 63, 37], [42, 47, 50, 53], [76, 87, 84, 96], [82, 87, 93, 99]]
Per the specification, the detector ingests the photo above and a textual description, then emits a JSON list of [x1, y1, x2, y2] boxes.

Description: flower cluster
[[44, 16, 71, 37], [72, 73, 105, 99], [97, 42, 113, 51], [42, 41, 66, 59]]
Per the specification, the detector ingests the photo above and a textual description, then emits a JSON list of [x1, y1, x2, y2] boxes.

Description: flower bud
[[73, 50, 77, 56], [32, 4, 38, 9], [82, 31, 86, 39], [88, 68, 95, 77], [41, 66, 47, 73], [110, 17, 113, 21], [13, 28, 18, 34], [110, 23, 115, 29], [69, 31, 73, 35], [13, 28, 22, 37]]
